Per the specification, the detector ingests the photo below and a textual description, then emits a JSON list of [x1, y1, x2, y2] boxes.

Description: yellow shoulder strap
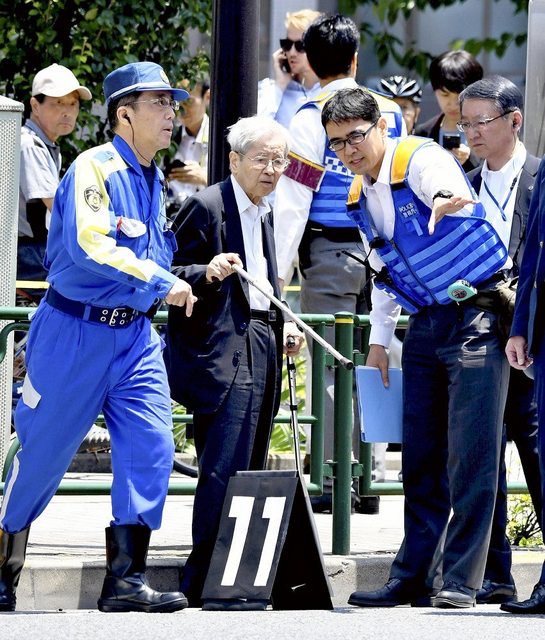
[[366, 89, 400, 115], [347, 174, 364, 206], [313, 90, 336, 110], [390, 136, 430, 185]]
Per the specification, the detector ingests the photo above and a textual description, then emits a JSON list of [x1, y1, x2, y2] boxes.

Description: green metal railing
[[0, 306, 531, 554], [0, 307, 330, 495]]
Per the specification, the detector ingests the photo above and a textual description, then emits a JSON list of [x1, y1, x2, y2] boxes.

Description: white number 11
[[221, 495, 287, 587]]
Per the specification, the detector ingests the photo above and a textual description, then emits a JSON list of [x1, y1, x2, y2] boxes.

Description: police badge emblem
[[84, 186, 103, 212]]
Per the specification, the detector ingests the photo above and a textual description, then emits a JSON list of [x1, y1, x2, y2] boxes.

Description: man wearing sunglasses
[[322, 87, 510, 610], [0, 61, 196, 614], [459, 76, 542, 612]]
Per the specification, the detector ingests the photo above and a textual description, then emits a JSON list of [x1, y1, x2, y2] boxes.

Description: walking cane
[[286, 336, 303, 477], [231, 264, 354, 370]]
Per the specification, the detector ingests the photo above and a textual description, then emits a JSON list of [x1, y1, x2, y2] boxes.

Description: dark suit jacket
[[165, 177, 284, 412], [415, 113, 480, 173], [468, 153, 541, 268], [512, 156, 545, 354]]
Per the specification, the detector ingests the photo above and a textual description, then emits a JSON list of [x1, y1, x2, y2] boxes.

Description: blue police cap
[[103, 62, 189, 104]]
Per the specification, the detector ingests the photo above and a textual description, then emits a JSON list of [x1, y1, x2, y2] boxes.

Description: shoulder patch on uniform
[[84, 185, 103, 212], [283, 151, 325, 191]]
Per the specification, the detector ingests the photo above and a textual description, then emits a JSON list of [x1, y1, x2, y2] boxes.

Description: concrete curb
[[16, 552, 543, 610]]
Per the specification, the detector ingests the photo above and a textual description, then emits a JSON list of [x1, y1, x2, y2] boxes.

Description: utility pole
[[209, 0, 260, 183]]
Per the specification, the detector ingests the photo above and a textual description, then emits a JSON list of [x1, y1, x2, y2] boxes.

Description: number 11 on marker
[[221, 496, 287, 587]]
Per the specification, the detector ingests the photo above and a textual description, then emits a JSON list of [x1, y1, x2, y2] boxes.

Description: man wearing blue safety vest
[[0, 61, 196, 614], [274, 13, 405, 514], [322, 87, 510, 609]]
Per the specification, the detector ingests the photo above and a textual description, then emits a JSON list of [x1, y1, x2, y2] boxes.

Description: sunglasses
[[279, 38, 305, 53]]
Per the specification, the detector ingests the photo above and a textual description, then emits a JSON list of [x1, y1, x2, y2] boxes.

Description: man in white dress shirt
[[322, 87, 510, 609]]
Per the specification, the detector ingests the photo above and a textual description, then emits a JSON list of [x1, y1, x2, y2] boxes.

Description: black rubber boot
[[97, 525, 188, 613], [0, 527, 30, 612]]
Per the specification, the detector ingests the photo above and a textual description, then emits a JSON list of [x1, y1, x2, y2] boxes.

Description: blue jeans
[[390, 302, 509, 591]]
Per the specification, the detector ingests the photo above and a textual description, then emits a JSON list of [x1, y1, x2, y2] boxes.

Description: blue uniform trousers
[[390, 303, 508, 591], [180, 319, 280, 604], [0, 302, 174, 533]]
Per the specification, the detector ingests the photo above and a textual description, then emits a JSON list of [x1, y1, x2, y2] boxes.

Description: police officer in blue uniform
[[322, 87, 510, 609], [0, 62, 196, 614]]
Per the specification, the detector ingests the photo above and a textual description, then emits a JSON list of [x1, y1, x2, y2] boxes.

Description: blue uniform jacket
[[45, 135, 178, 312]]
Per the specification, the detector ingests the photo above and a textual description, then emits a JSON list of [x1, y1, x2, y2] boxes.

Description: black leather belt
[[309, 225, 361, 243], [250, 309, 278, 323], [45, 287, 143, 328]]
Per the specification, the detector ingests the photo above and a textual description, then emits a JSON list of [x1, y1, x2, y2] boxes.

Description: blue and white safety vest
[[45, 135, 178, 312], [346, 136, 508, 313], [306, 89, 404, 228]]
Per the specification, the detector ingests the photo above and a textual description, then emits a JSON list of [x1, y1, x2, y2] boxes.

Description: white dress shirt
[[274, 77, 360, 281], [478, 141, 527, 254], [168, 113, 209, 204], [231, 175, 274, 311]]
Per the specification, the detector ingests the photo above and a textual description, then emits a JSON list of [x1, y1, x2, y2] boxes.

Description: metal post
[[309, 321, 327, 492], [209, 0, 259, 184], [0, 97, 23, 467], [523, 0, 545, 157], [332, 312, 354, 555]]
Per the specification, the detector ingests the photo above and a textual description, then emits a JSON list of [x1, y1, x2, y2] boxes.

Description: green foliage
[[0, 0, 212, 163], [507, 494, 543, 547], [338, 0, 527, 81], [271, 354, 307, 454]]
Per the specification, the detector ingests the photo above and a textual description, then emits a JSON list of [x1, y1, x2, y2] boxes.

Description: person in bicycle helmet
[[373, 75, 422, 134]]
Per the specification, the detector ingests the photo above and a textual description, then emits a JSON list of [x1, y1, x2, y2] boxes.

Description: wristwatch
[[432, 189, 454, 201]]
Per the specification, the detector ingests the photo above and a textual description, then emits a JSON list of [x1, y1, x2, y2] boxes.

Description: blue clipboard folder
[[355, 366, 403, 443]]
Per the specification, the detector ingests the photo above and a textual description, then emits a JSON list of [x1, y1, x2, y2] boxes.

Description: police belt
[[45, 287, 158, 328], [462, 271, 511, 313]]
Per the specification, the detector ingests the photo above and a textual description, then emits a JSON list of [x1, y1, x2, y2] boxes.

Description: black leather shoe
[[310, 494, 332, 514], [477, 579, 517, 604], [501, 583, 545, 614], [354, 496, 380, 515], [433, 582, 476, 608], [348, 578, 430, 608]]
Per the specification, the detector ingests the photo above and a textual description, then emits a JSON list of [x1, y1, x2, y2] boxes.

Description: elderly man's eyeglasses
[[240, 154, 290, 171], [136, 97, 180, 111], [280, 38, 305, 53], [328, 121, 378, 152], [456, 111, 513, 133]]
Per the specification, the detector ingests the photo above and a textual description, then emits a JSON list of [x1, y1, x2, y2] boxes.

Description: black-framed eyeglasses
[[136, 97, 180, 111], [280, 38, 305, 53], [328, 121, 378, 152], [456, 110, 513, 133]]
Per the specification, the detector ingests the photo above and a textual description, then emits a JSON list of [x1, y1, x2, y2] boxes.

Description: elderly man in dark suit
[[460, 76, 542, 605], [503, 154, 545, 614], [165, 115, 303, 608]]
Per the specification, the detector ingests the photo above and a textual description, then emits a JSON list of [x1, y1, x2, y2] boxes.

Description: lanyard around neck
[[482, 171, 520, 222]]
